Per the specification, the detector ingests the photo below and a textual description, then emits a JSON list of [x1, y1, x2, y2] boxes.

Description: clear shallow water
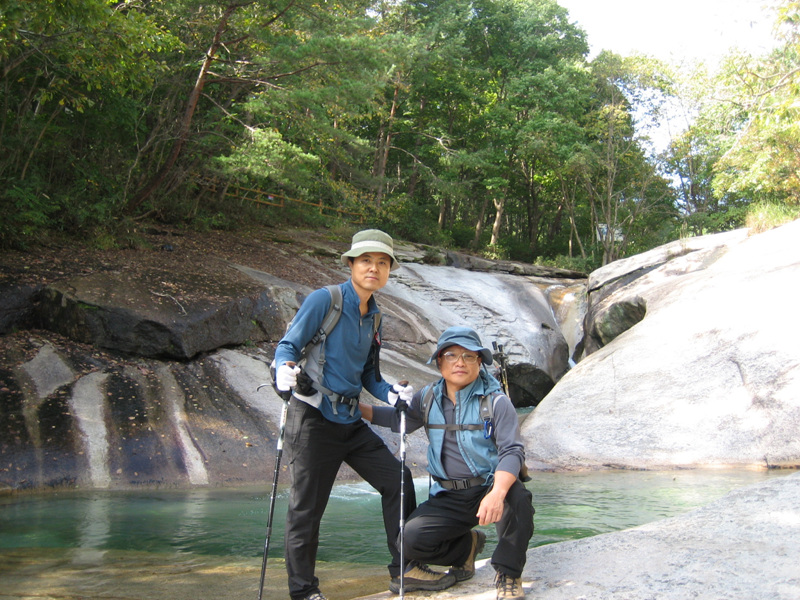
[[0, 469, 791, 566]]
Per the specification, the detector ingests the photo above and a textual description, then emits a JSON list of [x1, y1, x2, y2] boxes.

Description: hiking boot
[[389, 562, 457, 594], [495, 571, 524, 599], [448, 529, 487, 581]]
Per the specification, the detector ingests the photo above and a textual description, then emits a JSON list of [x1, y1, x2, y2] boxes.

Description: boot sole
[[389, 575, 457, 594]]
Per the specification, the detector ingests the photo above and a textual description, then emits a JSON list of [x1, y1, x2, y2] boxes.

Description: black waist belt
[[433, 475, 485, 490]]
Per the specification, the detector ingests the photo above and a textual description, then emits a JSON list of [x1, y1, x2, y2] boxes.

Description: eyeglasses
[[440, 351, 480, 364]]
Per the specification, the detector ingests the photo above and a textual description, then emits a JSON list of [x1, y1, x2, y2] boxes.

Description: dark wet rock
[[33, 262, 297, 359], [0, 281, 39, 334], [583, 295, 647, 353], [445, 250, 586, 279], [507, 363, 555, 408]]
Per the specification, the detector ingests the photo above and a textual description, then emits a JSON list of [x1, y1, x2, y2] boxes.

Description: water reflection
[[72, 496, 111, 565], [0, 469, 790, 566]]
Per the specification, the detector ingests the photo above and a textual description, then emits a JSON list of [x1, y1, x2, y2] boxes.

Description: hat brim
[[341, 245, 399, 271]]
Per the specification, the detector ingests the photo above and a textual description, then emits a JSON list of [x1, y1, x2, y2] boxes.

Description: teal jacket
[[371, 369, 525, 496]]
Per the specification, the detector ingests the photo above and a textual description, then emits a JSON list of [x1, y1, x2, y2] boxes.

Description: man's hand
[[388, 382, 414, 408], [476, 470, 516, 525], [276, 364, 301, 392], [476, 488, 506, 525]]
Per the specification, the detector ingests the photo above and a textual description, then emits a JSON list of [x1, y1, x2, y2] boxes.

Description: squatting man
[[361, 326, 535, 599]]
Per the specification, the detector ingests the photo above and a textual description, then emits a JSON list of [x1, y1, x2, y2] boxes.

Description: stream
[[0, 469, 790, 600]]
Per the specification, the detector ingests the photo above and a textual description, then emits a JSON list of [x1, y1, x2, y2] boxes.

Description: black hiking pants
[[401, 479, 534, 578], [284, 399, 416, 600]]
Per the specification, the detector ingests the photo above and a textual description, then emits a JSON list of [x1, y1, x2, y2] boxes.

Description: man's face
[[349, 252, 392, 294], [437, 344, 481, 391]]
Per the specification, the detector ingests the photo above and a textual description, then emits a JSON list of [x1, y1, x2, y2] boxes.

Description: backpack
[[271, 284, 383, 398]]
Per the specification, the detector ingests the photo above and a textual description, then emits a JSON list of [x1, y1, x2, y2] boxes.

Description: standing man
[[273, 229, 454, 600], [361, 326, 534, 599]]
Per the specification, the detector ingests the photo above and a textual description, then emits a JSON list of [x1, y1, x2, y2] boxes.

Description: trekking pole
[[492, 341, 510, 397], [255, 361, 295, 600], [396, 380, 409, 600]]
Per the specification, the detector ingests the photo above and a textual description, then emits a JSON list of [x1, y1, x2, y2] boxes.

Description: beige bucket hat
[[340, 229, 399, 271]]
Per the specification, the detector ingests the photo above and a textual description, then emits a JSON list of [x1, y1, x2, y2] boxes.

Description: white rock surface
[[524, 220, 800, 470]]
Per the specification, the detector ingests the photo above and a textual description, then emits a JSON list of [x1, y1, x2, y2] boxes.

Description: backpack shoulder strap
[[373, 309, 382, 334], [479, 392, 502, 439], [479, 392, 495, 423], [291, 285, 343, 400], [309, 284, 342, 346], [420, 385, 435, 435], [368, 300, 383, 382], [270, 285, 340, 392]]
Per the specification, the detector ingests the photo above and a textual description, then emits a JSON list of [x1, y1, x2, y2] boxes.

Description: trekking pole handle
[[279, 361, 297, 402], [257, 360, 297, 402], [395, 380, 409, 412]]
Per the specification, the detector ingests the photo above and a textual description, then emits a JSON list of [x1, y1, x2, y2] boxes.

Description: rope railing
[[199, 176, 365, 223]]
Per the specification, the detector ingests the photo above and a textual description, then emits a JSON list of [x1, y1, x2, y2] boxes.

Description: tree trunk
[[490, 196, 505, 246], [438, 197, 449, 230], [472, 197, 489, 249], [124, 4, 239, 214], [373, 85, 399, 208], [561, 175, 586, 259]]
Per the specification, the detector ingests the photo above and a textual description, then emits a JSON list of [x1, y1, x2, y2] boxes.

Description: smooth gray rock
[[384, 264, 577, 406], [525, 220, 800, 470]]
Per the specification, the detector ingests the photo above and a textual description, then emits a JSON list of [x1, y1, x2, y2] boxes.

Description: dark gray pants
[[402, 479, 534, 578], [284, 400, 416, 600]]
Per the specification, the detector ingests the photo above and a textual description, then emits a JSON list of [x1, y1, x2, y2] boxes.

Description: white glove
[[276, 364, 301, 392], [388, 382, 415, 407]]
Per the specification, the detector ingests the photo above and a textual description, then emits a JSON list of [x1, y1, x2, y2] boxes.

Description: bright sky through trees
[[558, 1, 781, 155], [558, 0, 779, 64]]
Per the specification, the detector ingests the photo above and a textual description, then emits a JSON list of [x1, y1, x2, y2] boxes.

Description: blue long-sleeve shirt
[[274, 279, 392, 423]]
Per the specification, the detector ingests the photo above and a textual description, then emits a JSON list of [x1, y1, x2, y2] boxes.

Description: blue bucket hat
[[427, 326, 493, 366]]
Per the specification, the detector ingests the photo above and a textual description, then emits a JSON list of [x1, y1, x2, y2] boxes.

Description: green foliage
[[663, 0, 800, 235], [5, 0, 795, 263], [482, 244, 509, 261], [0, 183, 59, 249], [368, 196, 447, 245], [0, 0, 179, 245], [710, 3, 800, 205], [448, 222, 481, 249], [534, 254, 598, 274], [212, 128, 320, 192], [745, 202, 800, 233]]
